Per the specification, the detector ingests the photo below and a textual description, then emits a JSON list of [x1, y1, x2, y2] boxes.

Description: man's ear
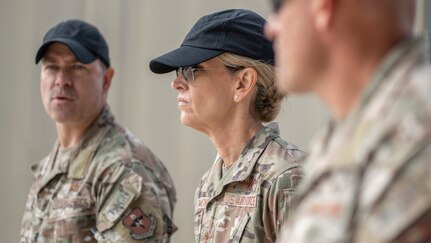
[[103, 67, 115, 94], [311, 0, 336, 31], [233, 67, 257, 102]]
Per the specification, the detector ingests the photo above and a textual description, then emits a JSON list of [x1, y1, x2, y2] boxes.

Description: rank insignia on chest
[[122, 207, 156, 240]]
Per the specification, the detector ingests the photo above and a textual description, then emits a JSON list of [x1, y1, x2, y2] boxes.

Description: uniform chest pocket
[[40, 197, 97, 242], [209, 206, 252, 243], [49, 196, 95, 220], [226, 211, 250, 243], [195, 206, 251, 243], [194, 209, 205, 241]]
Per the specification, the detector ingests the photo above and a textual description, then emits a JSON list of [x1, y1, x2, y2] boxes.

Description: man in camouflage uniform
[[266, 0, 431, 242], [150, 9, 304, 242], [20, 19, 176, 242]]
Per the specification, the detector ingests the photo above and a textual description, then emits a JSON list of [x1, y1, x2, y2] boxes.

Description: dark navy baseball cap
[[35, 19, 110, 67], [149, 9, 274, 74]]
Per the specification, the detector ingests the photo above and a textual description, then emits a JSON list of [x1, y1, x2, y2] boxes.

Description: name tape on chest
[[196, 193, 257, 209], [223, 193, 257, 208]]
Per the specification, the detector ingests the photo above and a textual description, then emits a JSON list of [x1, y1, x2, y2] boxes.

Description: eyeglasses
[[176, 66, 197, 83], [176, 65, 245, 83], [271, 0, 287, 13]]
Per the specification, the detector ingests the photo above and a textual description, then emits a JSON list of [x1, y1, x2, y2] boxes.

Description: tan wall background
[[0, 0, 427, 242]]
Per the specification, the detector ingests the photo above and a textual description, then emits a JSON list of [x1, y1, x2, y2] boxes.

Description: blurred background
[[0, 0, 429, 242]]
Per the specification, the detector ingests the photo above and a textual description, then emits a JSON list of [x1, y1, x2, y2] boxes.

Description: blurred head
[[37, 20, 114, 127], [265, 0, 328, 94], [265, 0, 416, 94], [170, 53, 281, 133]]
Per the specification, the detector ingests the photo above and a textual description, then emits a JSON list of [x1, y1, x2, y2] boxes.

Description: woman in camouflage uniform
[[150, 9, 303, 243]]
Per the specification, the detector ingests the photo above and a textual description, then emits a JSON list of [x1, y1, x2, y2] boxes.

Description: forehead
[[42, 43, 77, 63]]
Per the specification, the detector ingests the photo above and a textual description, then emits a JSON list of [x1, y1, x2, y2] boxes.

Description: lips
[[50, 88, 75, 102], [52, 95, 72, 100], [50, 93, 74, 105], [51, 94, 74, 104], [177, 97, 190, 106]]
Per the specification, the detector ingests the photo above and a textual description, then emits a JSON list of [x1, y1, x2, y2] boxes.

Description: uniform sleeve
[[357, 143, 431, 243], [263, 165, 303, 240], [93, 161, 175, 242], [393, 210, 431, 242], [391, 148, 431, 242]]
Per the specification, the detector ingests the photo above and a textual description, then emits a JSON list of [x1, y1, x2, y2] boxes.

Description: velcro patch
[[122, 207, 156, 240], [102, 188, 135, 223]]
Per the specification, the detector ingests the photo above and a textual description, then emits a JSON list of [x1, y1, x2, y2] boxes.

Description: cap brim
[[149, 46, 223, 74], [35, 38, 97, 64]]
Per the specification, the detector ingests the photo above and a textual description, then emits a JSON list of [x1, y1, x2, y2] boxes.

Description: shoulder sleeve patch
[[122, 207, 156, 240]]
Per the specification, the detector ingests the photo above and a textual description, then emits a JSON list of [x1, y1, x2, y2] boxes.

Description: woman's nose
[[171, 75, 188, 91]]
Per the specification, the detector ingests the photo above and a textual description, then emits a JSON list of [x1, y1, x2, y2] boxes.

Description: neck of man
[[317, 31, 411, 122], [56, 113, 100, 149], [315, 0, 415, 121], [207, 112, 262, 167]]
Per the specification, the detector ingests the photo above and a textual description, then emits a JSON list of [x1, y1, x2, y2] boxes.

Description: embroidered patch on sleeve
[[122, 207, 156, 240]]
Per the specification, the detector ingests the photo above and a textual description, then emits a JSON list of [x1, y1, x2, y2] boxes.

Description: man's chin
[[49, 110, 76, 124]]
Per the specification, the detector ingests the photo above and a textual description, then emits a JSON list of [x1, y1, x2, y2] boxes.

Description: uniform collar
[[341, 36, 420, 127], [31, 105, 115, 179], [206, 123, 280, 201], [301, 37, 424, 194], [311, 37, 421, 165]]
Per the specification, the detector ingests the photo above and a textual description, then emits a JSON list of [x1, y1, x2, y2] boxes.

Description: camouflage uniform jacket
[[20, 106, 177, 242], [278, 37, 431, 243], [194, 123, 303, 243]]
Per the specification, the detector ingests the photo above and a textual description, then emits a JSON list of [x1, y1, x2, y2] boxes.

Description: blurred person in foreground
[[149, 9, 303, 243], [20, 19, 176, 242], [265, 0, 431, 242]]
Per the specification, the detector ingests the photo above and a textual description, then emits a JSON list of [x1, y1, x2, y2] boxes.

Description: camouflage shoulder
[[30, 155, 50, 178], [272, 137, 306, 162], [257, 137, 304, 191], [95, 163, 175, 241]]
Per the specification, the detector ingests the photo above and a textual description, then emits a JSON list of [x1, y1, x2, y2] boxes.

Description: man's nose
[[54, 70, 72, 87]]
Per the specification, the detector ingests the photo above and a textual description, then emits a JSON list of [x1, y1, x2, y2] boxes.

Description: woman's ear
[[233, 67, 257, 102]]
